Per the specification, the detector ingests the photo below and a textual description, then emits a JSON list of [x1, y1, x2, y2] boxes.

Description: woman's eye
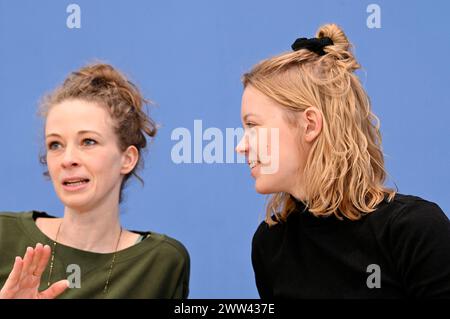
[[83, 138, 97, 146], [48, 142, 61, 150]]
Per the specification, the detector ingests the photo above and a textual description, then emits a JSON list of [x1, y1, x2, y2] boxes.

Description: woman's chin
[[254, 178, 279, 195], [59, 196, 93, 212]]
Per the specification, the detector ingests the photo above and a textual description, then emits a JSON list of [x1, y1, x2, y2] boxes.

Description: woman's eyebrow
[[45, 130, 102, 138], [242, 113, 259, 122], [77, 130, 102, 137]]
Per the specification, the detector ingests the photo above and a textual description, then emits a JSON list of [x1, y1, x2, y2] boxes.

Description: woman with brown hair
[[0, 63, 190, 299], [236, 23, 450, 298]]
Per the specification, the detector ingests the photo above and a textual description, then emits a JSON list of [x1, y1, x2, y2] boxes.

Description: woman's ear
[[120, 145, 139, 175], [302, 107, 323, 143]]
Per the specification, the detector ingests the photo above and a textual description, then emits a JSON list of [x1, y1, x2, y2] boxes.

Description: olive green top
[[0, 211, 190, 299]]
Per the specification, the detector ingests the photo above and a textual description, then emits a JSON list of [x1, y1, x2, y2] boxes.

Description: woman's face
[[236, 85, 309, 196], [45, 99, 134, 211]]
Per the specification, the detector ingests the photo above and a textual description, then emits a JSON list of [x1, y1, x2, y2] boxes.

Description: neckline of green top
[[18, 211, 165, 263]]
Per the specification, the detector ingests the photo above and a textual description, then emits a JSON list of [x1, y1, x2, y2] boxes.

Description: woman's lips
[[250, 163, 260, 178], [62, 179, 90, 192]]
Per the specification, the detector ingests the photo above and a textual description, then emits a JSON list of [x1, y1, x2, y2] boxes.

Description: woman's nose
[[235, 135, 249, 154], [61, 146, 80, 168]]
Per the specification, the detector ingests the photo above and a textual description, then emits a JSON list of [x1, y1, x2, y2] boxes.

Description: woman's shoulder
[[252, 215, 285, 251], [366, 193, 450, 248], [0, 211, 54, 229], [0, 211, 40, 244], [0, 210, 52, 218], [386, 193, 442, 209], [0, 211, 35, 222], [371, 193, 448, 226], [252, 193, 449, 244], [142, 230, 190, 262]]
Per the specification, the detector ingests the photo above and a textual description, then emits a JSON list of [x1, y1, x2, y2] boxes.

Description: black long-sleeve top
[[252, 194, 450, 298]]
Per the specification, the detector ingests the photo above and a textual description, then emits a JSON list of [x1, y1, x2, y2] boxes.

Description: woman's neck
[[57, 204, 122, 253]]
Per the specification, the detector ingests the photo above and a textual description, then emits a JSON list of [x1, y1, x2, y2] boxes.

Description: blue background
[[0, 0, 449, 298]]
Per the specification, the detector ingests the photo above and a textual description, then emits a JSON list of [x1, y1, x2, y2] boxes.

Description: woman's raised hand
[[0, 243, 69, 299]]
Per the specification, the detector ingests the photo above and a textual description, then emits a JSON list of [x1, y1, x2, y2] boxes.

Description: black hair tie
[[291, 37, 333, 56]]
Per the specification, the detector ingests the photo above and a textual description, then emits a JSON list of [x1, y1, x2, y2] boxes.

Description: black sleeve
[[389, 199, 450, 298], [251, 222, 273, 299]]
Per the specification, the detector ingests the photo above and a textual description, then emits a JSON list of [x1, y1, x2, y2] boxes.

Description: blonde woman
[[236, 24, 450, 298], [0, 63, 189, 299]]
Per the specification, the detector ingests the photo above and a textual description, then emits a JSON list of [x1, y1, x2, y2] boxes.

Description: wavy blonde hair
[[242, 24, 396, 224]]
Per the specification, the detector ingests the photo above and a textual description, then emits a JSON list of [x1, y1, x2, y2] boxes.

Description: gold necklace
[[47, 221, 123, 295]]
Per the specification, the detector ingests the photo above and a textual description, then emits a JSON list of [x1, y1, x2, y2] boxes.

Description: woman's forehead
[[46, 100, 114, 134]]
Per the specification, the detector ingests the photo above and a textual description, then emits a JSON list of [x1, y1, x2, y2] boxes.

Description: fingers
[[0, 244, 57, 299], [8, 257, 24, 285], [2, 244, 49, 291], [12, 245, 44, 290], [29, 243, 43, 276], [0, 243, 69, 299], [39, 280, 69, 299], [0, 256, 23, 294], [21, 246, 35, 276], [34, 245, 51, 278]]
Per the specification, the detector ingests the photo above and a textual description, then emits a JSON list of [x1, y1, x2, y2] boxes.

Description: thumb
[[39, 280, 69, 299]]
